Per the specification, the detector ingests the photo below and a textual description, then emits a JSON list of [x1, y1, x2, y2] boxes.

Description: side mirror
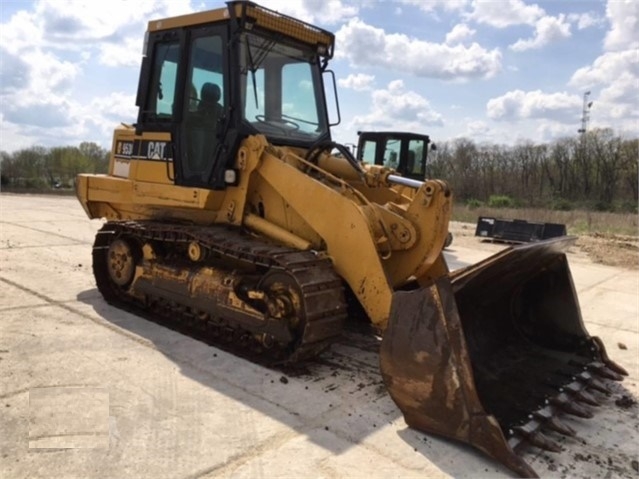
[[323, 69, 341, 127]]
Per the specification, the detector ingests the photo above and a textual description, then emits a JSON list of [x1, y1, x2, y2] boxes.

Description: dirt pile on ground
[[448, 222, 639, 270], [576, 233, 639, 269]]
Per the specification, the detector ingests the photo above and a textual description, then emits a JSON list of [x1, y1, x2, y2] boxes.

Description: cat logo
[[147, 141, 167, 160]]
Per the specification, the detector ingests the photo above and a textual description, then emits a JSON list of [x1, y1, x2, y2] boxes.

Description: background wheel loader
[[354, 130, 453, 247], [75, 2, 626, 477]]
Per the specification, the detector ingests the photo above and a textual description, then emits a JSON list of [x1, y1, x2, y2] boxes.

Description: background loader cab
[[356, 131, 434, 181], [355, 131, 452, 246]]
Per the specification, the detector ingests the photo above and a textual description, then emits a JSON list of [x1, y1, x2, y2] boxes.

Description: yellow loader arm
[[238, 136, 452, 329]]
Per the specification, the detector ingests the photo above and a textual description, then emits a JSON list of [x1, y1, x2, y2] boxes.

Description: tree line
[[1, 130, 637, 212], [428, 128, 638, 212], [1, 142, 109, 190]]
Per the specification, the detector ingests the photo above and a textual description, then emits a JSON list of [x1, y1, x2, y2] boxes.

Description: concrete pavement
[[1, 194, 637, 479]]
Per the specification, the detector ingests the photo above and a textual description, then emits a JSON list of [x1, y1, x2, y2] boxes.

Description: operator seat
[[199, 82, 223, 121]]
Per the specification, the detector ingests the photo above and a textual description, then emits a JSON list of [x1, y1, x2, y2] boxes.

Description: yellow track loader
[[76, 2, 626, 476]]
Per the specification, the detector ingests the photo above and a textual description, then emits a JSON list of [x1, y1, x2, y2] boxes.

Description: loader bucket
[[380, 237, 627, 478]]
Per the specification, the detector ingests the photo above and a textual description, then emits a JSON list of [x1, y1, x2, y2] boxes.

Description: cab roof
[[147, 1, 334, 59]]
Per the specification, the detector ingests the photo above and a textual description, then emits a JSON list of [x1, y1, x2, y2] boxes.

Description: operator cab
[[356, 131, 433, 181], [135, 1, 335, 189]]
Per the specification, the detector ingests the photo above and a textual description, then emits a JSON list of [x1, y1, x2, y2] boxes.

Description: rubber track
[[92, 221, 348, 364]]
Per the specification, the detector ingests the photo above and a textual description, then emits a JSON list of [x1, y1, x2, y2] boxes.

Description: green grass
[[452, 204, 639, 237]]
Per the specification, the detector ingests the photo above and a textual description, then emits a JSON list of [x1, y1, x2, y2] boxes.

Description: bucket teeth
[[587, 377, 613, 395], [533, 407, 577, 437], [574, 371, 612, 395], [575, 389, 601, 406], [545, 416, 577, 437], [589, 362, 624, 381], [514, 425, 563, 453], [551, 393, 593, 418], [564, 381, 601, 406]]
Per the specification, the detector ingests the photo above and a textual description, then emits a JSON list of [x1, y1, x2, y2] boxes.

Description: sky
[[0, 0, 637, 153]]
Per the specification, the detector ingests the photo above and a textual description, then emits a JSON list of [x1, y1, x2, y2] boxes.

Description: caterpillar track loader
[[76, 2, 626, 476]]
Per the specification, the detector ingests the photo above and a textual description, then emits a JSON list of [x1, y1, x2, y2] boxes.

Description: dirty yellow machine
[[76, 2, 626, 477]]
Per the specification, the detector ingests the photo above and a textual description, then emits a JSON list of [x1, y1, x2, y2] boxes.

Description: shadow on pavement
[[75, 287, 516, 477]]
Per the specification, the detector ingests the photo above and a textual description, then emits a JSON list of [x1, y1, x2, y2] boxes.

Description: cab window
[[186, 36, 225, 114], [181, 34, 225, 183], [408, 139, 426, 177], [383, 139, 401, 169], [360, 140, 377, 164], [145, 42, 180, 120]]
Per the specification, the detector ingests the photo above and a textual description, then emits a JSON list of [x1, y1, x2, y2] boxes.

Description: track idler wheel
[[106, 238, 137, 287], [257, 270, 305, 342]]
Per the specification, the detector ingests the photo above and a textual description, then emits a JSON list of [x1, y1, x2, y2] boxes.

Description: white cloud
[[1, 91, 138, 152], [467, 0, 544, 28], [466, 120, 489, 135], [350, 80, 444, 131], [564, 1, 639, 135], [569, 53, 638, 128], [37, 0, 136, 44], [604, 0, 639, 51], [510, 14, 571, 51], [598, 73, 638, 119], [0, 48, 80, 108], [338, 73, 375, 91], [537, 121, 580, 142], [567, 12, 604, 30], [487, 90, 582, 123], [99, 36, 145, 68], [87, 92, 138, 124], [0, 0, 192, 152], [399, 0, 469, 14], [570, 50, 638, 90], [445, 24, 476, 45], [336, 18, 501, 80], [459, 120, 579, 145], [4, 100, 75, 129], [0, 49, 30, 94], [0, 0, 194, 66], [0, 10, 43, 54], [256, 0, 358, 25], [0, 113, 38, 151]]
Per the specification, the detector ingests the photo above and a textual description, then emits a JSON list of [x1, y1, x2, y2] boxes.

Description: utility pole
[[578, 91, 593, 134]]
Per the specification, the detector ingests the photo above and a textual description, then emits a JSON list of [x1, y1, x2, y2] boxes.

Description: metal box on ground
[[475, 216, 567, 243]]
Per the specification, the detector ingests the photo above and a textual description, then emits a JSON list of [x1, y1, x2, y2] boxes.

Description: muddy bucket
[[380, 237, 626, 477]]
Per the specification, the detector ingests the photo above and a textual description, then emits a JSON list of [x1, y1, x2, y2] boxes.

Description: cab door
[[132, 30, 182, 184], [135, 25, 229, 189], [178, 26, 228, 187]]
